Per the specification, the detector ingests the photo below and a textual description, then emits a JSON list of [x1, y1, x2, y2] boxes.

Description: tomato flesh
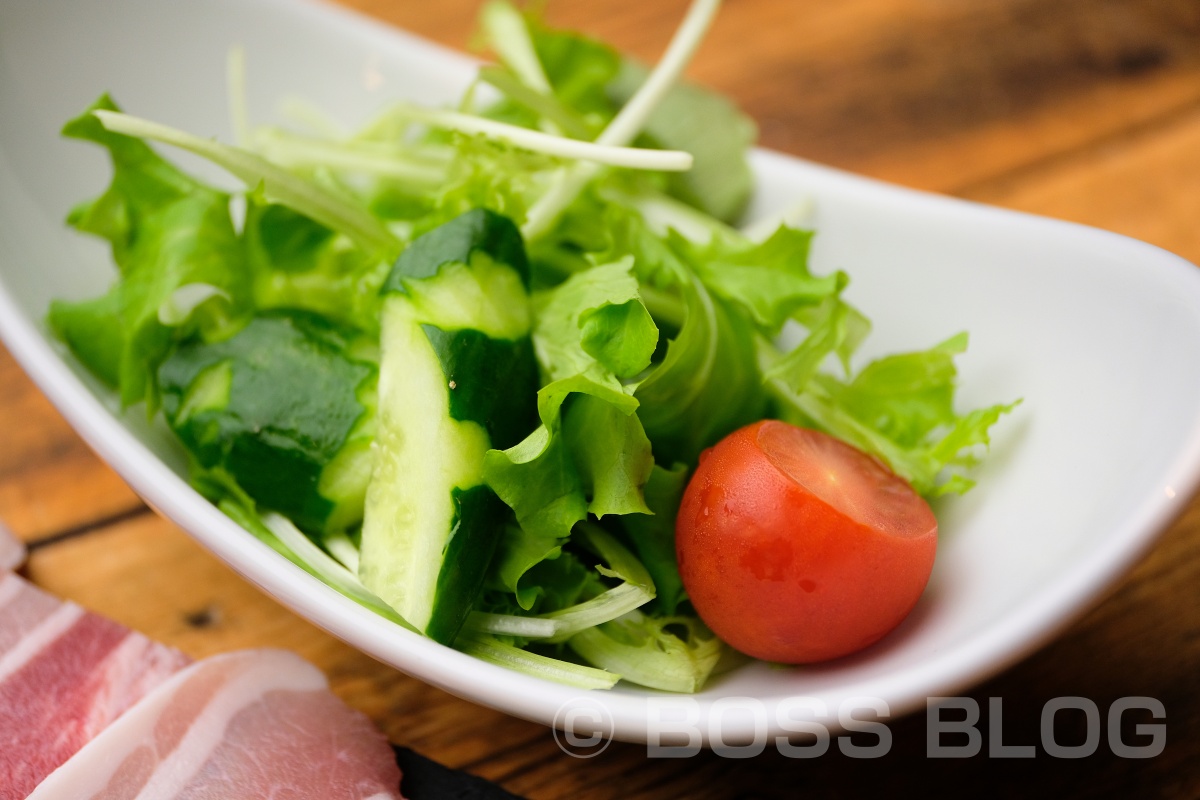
[[676, 420, 937, 663]]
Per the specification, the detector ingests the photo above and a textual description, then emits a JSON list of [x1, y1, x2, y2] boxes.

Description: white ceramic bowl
[[3, 0, 1200, 746]]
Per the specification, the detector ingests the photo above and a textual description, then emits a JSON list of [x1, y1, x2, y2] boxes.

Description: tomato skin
[[676, 420, 937, 664]]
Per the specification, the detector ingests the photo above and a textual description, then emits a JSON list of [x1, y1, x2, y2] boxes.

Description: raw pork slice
[[0, 572, 190, 799], [0, 521, 23, 571], [28, 648, 404, 800]]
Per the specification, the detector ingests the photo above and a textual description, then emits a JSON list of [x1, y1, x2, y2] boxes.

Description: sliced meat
[[28, 648, 404, 800], [0, 521, 23, 572], [0, 572, 190, 800]]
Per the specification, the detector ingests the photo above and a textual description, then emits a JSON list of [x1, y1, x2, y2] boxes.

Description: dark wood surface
[[3, 0, 1199, 796]]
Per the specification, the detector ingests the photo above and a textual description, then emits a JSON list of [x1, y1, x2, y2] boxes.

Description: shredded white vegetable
[[480, 1, 553, 95], [457, 632, 619, 689], [92, 110, 399, 258], [260, 513, 406, 626], [741, 198, 816, 242], [252, 128, 449, 184], [597, 0, 722, 149], [226, 45, 249, 147], [392, 105, 694, 171], [465, 582, 653, 641], [523, 0, 722, 239]]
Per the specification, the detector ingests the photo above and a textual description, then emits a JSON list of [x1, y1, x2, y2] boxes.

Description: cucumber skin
[[421, 325, 538, 451], [159, 311, 376, 535], [385, 208, 529, 291], [426, 485, 512, 644], [418, 327, 537, 643]]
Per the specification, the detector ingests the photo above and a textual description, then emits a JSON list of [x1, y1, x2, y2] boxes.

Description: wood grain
[[0, 352, 143, 541], [2, 0, 1199, 797]]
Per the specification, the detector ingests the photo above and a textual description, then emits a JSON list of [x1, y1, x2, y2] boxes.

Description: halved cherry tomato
[[676, 420, 937, 663]]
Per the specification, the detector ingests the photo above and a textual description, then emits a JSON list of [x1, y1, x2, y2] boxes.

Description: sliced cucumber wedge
[[158, 310, 378, 537], [361, 209, 538, 643]]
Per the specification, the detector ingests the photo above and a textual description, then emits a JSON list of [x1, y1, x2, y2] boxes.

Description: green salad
[[50, 0, 1016, 691]]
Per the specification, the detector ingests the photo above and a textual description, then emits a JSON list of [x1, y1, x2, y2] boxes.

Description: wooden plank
[[0, 345, 143, 542], [962, 103, 1200, 262]]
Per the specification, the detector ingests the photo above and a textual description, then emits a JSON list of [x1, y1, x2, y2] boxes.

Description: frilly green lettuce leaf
[[634, 270, 768, 466], [617, 462, 690, 615], [563, 394, 654, 517], [430, 135, 559, 229], [533, 257, 655, 389], [579, 297, 659, 378], [244, 197, 391, 333], [485, 428, 586, 609], [673, 225, 845, 335], [568, 609, 722, 693], [768, 332, 1020, 496], [765, 293, 872, 392], [483, 522, 598, 614], [47, 292, 125, 390], [483, 258, 659, 605], [52, 95, 248, 409]]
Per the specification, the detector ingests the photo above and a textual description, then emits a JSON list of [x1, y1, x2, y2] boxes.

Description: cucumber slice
[[361, 209, 538, 644], [159, 311, 377, 536]]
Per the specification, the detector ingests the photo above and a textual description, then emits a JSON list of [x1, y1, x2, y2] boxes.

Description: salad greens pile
[[50, 0, 1016, 691]]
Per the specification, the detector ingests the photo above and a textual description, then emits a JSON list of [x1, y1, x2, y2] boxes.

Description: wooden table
[[3, 0, 1198, 796]]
